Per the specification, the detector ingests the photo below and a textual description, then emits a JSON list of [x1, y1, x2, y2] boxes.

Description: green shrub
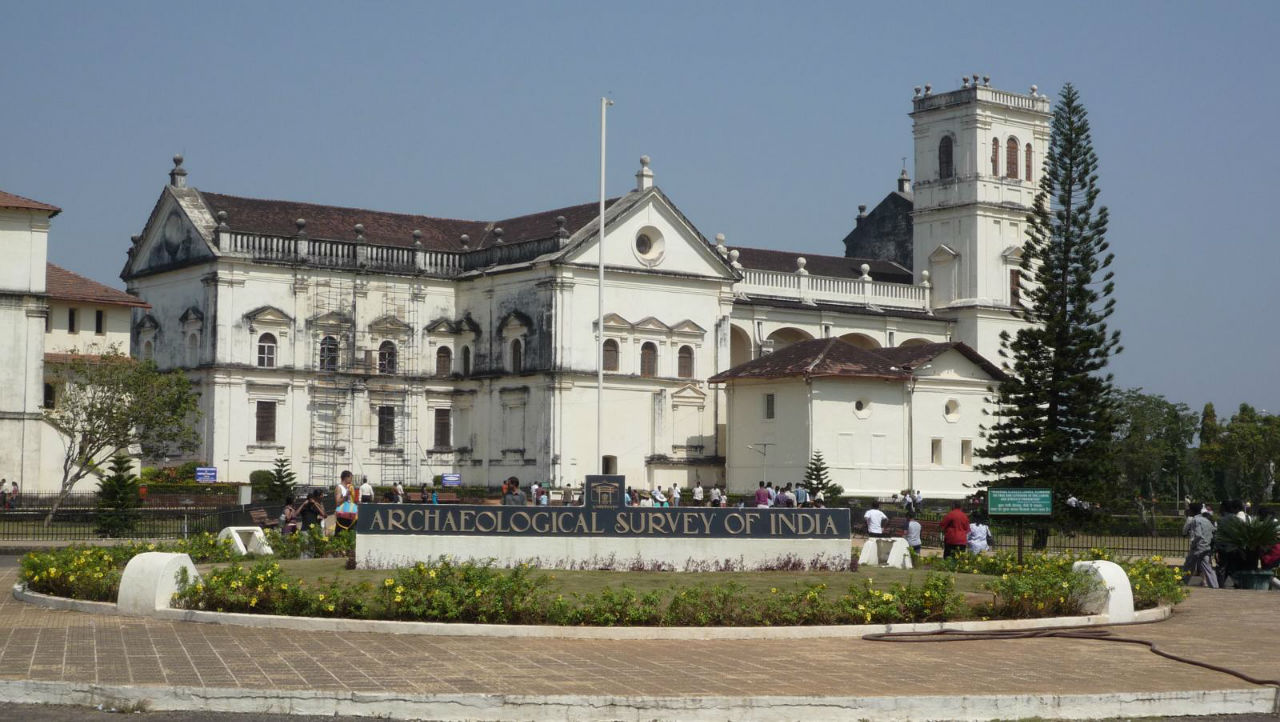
[[263, 458, 297, 505], [20, 546, 131, 601], [249, 469, 274, 496], [95, 454, 142, 537]]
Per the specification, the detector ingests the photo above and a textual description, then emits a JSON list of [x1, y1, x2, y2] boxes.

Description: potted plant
[[1214, 516, 1280, 590]]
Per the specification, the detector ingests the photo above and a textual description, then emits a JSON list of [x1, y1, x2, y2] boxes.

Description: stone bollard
[[218, 526, 274, 556], [118, 552, 198, 617], [1072, 560, 1135, 623], [857, 538, 913, 569]]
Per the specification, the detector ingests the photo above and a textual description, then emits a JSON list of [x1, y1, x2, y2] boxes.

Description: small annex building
[[709, 337, 1004, 499]]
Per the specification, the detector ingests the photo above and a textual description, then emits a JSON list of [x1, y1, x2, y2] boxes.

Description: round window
[[944, 399, 960, 422], [632, 226, 665, 266], [854, 398, 871, 419]]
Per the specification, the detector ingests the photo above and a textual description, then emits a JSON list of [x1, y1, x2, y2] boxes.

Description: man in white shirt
[[710, 485, 722, 507], [670, 485, 681, 507], [903, 512, 922, 554], [864, 501, 889, 538], [393, 481, 405, 503], [651, 486, 667, 507], [359, 477, 374, 504], [692, 482, 704, 505], [766, 483, 777, 507]]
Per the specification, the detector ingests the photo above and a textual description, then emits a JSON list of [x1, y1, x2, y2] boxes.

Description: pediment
[[634, 316, 671, 332], [309, 310, 353, 329], [179, 306, 204, 324], [135, 314, 161, 333], [244, 305, 293, 326], [560, 189, 739, 281], [499, 310, 533, 336], [425, 316, 457, 334], [1001, 245, 1024, 262], [603, 313, 633, 330], [671, 319, 707, 336], [671, 383, 707, 405], [456, 314, 481, 338], [369, 314, 412, 337], [124, 188, 217, 279], [929, 244, 959, 263]]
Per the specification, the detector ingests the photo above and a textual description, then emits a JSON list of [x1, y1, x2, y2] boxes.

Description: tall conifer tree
[[977, 84, 1122, 511]]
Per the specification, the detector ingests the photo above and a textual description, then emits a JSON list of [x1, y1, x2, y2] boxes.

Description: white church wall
[[721, 378, 812, 493], [0, 208, 51, 492]]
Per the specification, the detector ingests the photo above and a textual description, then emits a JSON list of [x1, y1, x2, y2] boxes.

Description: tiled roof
[[709, 338, 1004, 383], [199, 191, 619, 252], [729, 246, 912, 284], [0, 190, 60, 216], [46, 264, 150, 308]]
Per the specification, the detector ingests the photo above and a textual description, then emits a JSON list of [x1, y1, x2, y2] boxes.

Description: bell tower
[[909, 75, 1051, 360]]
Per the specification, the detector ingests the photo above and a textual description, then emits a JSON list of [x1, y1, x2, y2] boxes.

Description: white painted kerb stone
[[218, 526, 274, 556], [857, 537, 913, 569], [117, 552, 198, 617], [1072, 559, 1135, 623]]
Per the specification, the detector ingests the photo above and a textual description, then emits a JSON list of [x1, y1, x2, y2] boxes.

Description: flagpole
[[597, 96, 612, 475]]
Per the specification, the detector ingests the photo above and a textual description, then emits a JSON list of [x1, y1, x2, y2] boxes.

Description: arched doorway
[[729, 324, 753, 367]]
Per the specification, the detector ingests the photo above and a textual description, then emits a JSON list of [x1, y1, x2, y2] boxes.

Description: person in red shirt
[[940, 500, 971, 558]]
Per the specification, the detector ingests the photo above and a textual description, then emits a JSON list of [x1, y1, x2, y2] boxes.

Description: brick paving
[[0, 562, 1276, 700]]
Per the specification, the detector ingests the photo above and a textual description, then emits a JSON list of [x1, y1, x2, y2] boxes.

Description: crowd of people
[[1182, 499, 1280, 589], [862, 499, 995, 558]]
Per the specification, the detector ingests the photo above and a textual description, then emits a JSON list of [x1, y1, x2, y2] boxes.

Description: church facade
[[122, 80, 1049, 498]]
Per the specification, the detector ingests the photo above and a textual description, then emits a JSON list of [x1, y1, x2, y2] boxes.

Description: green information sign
[[988, 488, 1052, 516]]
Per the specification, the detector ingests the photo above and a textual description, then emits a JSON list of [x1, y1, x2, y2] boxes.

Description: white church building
[[121, 79, 1049, 498]]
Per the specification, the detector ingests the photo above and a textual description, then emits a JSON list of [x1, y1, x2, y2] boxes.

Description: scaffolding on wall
[[365, 278, 420, 490], [308, 276, 357, 488]]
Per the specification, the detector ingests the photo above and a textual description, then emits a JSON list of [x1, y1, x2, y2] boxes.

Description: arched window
[[1025, 143, 1033, 182], [142, 340, 154, 361], [938, 136, 954, 180], [461, 346, 472, 376], [991, 137, 1000, 176], [378, 340, 398, 374], [510, 339, 523, 373], [256, 333, 277, 368], [602, 339, 619, 371], [319, 336, 339, 371], [1006, 137, 1019, 179], [677, 345, 694, 378], [435, 346, 452, 376], [640, 342, 657, 378]]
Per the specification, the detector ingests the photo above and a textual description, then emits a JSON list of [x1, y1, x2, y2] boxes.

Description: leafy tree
[[264, 457, 297, 504], [1113, 389, 1198, 525], [977, 83, 1122, 520], [803, 451, 842, 502], [43, 350, 201, 525], [95, 453, 142, 538], [1213, 405, 1280, 504]]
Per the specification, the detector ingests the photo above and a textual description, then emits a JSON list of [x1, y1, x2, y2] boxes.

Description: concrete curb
[[0, 678, 1272, 721], [13, 582, 1171, 640]]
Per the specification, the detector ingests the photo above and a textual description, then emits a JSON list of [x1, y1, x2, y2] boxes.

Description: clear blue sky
[[3, 1, 1277, 415]]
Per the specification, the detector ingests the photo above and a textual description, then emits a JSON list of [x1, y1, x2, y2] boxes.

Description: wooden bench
[[437, 492, 460, 504], [406, 492, 423, 503], [249, 508, 278, 528]]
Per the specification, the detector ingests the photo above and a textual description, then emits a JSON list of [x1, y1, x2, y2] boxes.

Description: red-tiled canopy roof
[[199, 191, 619, 252], [0, 190, 60, 216], [46, 264, 150, 308]]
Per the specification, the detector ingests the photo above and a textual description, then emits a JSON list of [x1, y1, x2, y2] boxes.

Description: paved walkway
[[0, 558, 1277, 717]]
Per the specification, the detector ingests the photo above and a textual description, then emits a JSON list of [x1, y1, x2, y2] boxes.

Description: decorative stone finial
[[130, 234, 142, 246], [920, 269, 931, 288], [971, 74, 980, 85], [857, 204, 868, 219], [555, 215, 568, 239], [913, 86, 922, 98], [859, 263, 872, 281], [714, 233, 727, 257], [216, 210, 229, 231], [924, 84, 932, 96], [460, 233, 470, 250], [635, 155, 654, 191], [412, 229, 422, 248], [1030, 84, 1038, 96], [295, 218, 307, 233], [493, 227, 504, 244], [354, 223, 365, 242], [962, 77, 970, 88], [795, 257, 808, 274], [169, 154, 188, 188], [982, 75, 990, 87]]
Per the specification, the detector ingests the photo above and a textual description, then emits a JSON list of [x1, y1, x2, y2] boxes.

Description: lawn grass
[[206, 558, 997, 604]]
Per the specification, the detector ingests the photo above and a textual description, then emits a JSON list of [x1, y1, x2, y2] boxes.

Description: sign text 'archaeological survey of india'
[[355, 476, 853, 569]]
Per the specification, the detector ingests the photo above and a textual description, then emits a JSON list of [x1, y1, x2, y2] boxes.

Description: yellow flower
[[394, 595, 402, 603], [249, 597, 258, 607], [475, 589, 482, 597], [395, 586, 405, 594], [326, 603, 335, 612], [770, 587, 778, 594], [280, 583, 288, 590], [428, 570, 437, 579], [147, 544, 156, 551], [385, 578, 395, 587]]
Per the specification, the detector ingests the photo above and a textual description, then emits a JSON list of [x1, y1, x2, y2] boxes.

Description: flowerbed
[[173, 558, 974, 627], [18, 528, 353, 602], [918, 548, 1186, 610]]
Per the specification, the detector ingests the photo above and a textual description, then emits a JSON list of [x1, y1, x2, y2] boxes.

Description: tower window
[[938, 136, 954, 180], [377, 406, 396, 447], [319, 336, 339, 371], [991, 137, 1000, 176], [1025, 143, 1033, 183], [378, 340, 397, 374], [1006, 137, 1019, 179], [257, 333, 277, 368], [639, 342, 657, 377], [461, 346, 472, 376], [1010, 269, 1022, 307], [603, 338, 619, 371], [510, 339, 523, 373], [433, 408, 451, 448], [677, 345, 694, 378], [764, 393, 776, 420], [435, 346, 452, 376], [255, 400, 276, 444]]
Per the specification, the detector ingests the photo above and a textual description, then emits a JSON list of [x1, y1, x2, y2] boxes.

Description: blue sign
[[195, 467, 217, 483], [441, 473, 461, 487]]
